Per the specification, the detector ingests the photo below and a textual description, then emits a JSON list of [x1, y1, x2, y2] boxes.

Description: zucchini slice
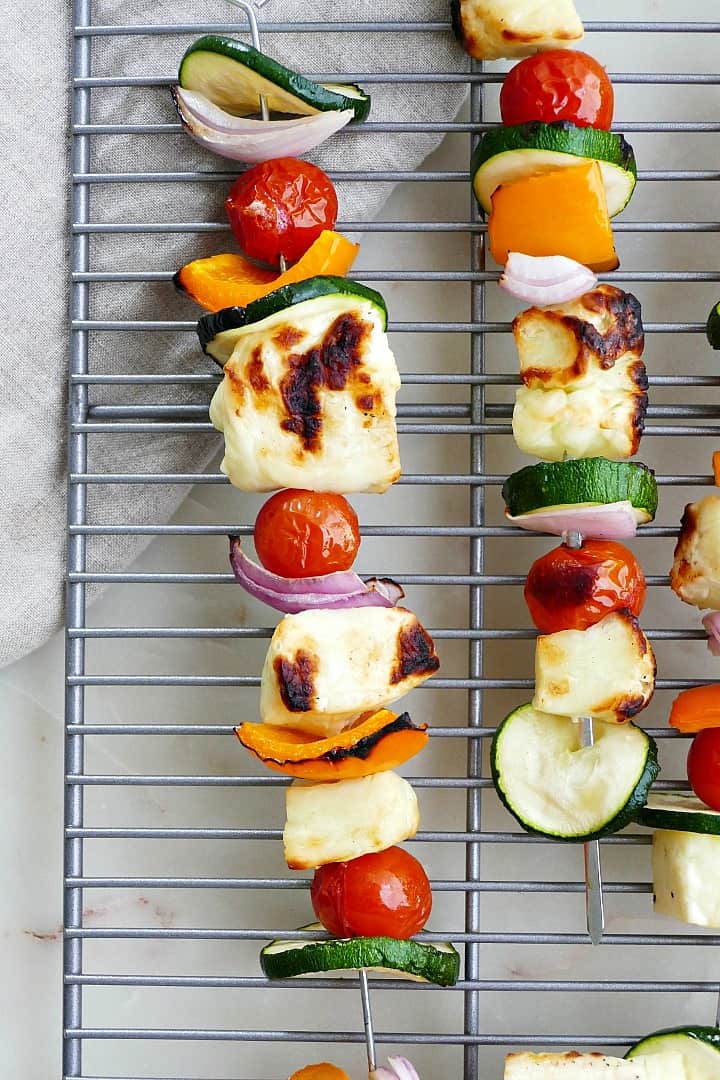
[[471, 121, 637, 218], [491, 704, 659, 842], [636, 794, 720, 835], [706, 301, 720, 350], [501, 458, 658, 521], [179, 35, 370, 121], [627, 1027, 720, 1079], [260, 925, 460, 986], [197, 276, 389, 364]]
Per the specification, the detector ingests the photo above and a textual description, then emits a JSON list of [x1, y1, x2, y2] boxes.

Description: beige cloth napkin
[[0, 0, 468, 669]]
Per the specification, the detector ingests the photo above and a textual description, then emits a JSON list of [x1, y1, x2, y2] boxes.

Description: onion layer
[[372, 1058, 420, 1080], [228, 537, 404, 613], [507, 501, 639, 540], [173, 87, 353, 163], [702, 612, 720, 657], [499, 252, 598, 307]]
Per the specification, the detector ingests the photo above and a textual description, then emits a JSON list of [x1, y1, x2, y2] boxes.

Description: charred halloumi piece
[[505, 1052, 686, 1079], [670, 495, 720, 609], [283, 770, 419, 869], [452, 0, 583, 61], [512, 286, 648, 462], [209, 293, 401, 493], [533, 611, 656, 723], [260, 607, 440, 738]]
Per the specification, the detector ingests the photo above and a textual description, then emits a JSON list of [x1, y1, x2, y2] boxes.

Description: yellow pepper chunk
[[488, 160, 619, 273]]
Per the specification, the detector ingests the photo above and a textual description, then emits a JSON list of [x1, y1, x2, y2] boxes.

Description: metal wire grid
[[66, 6, 720, 1080]]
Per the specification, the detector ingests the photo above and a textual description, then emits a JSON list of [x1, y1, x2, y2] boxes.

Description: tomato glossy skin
[[687, 728, 720, 812], [225, 158, 338, 267], [310, 847, 432, 939], [254, 489, 360, 578], [525, 540, 646, 634], [500, 50, 614, 130]]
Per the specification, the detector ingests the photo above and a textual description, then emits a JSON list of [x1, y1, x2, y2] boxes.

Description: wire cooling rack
[[66, 4, 720, 1079]]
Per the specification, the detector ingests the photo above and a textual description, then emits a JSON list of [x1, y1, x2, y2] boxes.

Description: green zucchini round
[[471, 121, 637, 218], [635, 794, 720, 835], [179, 35, 370, 121], [501, 458, 658, 521], [261, 925, 460, 986], [706, 301, 720, 350], [627, 1026, 720, 1079], [491, 704, 659, 842]]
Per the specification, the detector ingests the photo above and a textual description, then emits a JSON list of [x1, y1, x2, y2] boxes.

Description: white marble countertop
[[3, 2, 720, 1076]]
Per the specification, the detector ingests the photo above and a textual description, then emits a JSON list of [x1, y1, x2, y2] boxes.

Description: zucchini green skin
[[196, 276, 389, 359], [260, 934, 460, 986], [471, 121, 637, 182], [179, 35, 371, 121], [706, 301, 720, 350], [490, 707, 660, 843], [502, 458, 658, 520], [635, 794, 720, 835]]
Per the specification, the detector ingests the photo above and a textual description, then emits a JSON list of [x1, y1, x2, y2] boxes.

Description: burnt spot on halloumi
[[247, 348, 270, 394], [275, 650, 318, 712], [391, 621, 440, 685], [279, 312, 371, 451]]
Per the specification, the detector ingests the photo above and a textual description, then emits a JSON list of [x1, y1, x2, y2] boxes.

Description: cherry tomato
[[500, 50, 615, 130], [525, 540, 646, 634], [225, 158, 338, 268], [687, 728, 720, 812], [254, 489, 360, 579], [310, 847, 432, 939]]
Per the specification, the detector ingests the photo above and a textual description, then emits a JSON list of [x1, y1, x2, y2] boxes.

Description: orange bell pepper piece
[[174, 229, 360, 311], [235, 708, 429, 781], [488, 160, 619, 273], [669, 684, 720, 733], [289, 1066, 350, 1080], [713, 451, 720, 486]]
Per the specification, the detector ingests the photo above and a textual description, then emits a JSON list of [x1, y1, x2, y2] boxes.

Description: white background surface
[[2, 1, 720, 1076]]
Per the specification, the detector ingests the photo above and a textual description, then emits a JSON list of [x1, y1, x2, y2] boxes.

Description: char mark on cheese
[[279, 313, 370, 451], [248, 347, 270, 393], [273, 325, 307, 350], [275, 650, 318, 712], [391, 621, 440, 684], [570, 286, 645, 367]]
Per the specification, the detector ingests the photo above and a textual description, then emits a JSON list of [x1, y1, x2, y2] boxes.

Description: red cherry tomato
[[310, 847, 432, 939], [500, 50, 615, 130], [225, 158, 338, 268], [254, 489, 360, 579], [524, 540, 646, 634], [687, 728, 720, 812]]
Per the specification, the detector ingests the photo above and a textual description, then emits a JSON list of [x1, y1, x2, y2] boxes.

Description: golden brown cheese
[[209, 294, 401, 493], [533, 611, 656, 723], [512, 286, 648, 461], [670, 495, 720, 609], [453, 0, 583, 61], [260, 607, 440, 738]]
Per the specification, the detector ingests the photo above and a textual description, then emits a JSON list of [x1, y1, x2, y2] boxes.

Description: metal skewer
[[359, 968, 377, 1074], [225, 0, 270, 121], [564, 530, 605, 946]]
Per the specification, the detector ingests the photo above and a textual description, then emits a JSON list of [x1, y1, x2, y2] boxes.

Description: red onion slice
[[372, 1058, 420, 1080], [702, 612, 720, 656], [173, 87, 353, 163], [507, 501, 639, 540], [228, 537, 404, 613], [499, 252, 598, 307]]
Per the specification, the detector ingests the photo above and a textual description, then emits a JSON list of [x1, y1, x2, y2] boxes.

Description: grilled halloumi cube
[[453, 0, 584, 61], [505, 1052, 687, 1079], [512, 287, 647, 462], [283, 770, 419, 869], [260, 607, 439, 738], [653, 829, 720, 929], [670, 495, 720, 609], [533, 611, 656, 723], [209, 293, 401, 493]]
